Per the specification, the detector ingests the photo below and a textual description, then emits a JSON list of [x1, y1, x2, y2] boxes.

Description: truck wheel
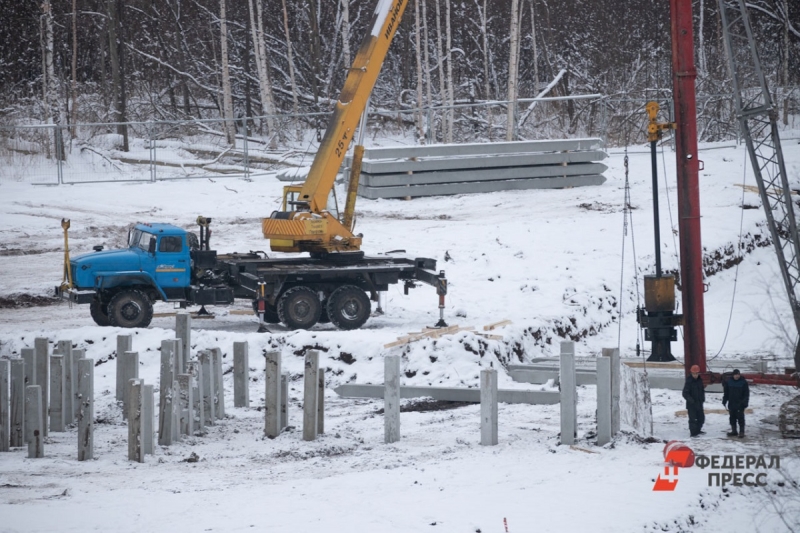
[[326, 285, 370, 330], [251, 299, 280, 324], [278, 286, 321, 330], [90, 299, 111, 327], [108, 289, 153, 329]]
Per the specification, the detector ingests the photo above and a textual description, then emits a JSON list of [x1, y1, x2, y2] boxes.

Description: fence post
[[560, 341, 577, 445], [177, 374, 193, 437], [141, 384, 154, 455], [233, 341, 249, 408], [603, 347, 621, 436], [317, 369, 325, 435], [384, 355, 400, 444], [128, 379, 143, 462], [211, 347, 225, 419], [77, 358, 94, 461], [188, 360, 205, 431], [121, 351, 139, 420], [25, 385, 43, 458], [10, 359, 24, 447], [597, 356, 612, 446], [116, 334, 132, 401], [158, 340, 175, 445], [303, 350, 319, 441], [199, 351, 215, 425], [280, 373, 288, 430], [72, 348, 85, 422], [35, 338, 49, 434], [176, 312, 191, 373], [56, 339, 70, 426], [0, 360, 9, 451], [265, 351, 281, 438], [49, 355, 65, 432], [480, 368, 498, 446]]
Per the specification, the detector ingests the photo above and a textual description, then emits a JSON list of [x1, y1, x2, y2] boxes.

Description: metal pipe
[[650, 140, 662, 278], [670, 0, 707, 374]]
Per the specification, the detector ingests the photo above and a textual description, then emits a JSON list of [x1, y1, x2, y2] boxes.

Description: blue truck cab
[[60, 223, 201, 328]]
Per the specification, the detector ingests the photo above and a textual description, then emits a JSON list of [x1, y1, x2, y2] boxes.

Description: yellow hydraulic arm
[[262, 0, 409, 254]]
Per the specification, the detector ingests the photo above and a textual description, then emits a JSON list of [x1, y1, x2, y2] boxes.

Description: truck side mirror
[[148, 238, 156, 255]]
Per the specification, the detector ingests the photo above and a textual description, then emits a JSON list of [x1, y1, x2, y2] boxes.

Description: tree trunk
[[282, 0, 302, 140], [530, 0, 538, 93], [422, 0, 433, 142], [342, 0, 350, 69], [70, 0, 78, 138], [414, 0, 424, 142], [43, 1, 65, 160], [220, 0, 236, 147], [444, 0, 454, 143], [435, 0, 448, 141], [783, 0, 789, 126], [107, 0, 128, 151], [481, 0, 492, 140], [308, 0, 322, 106], [247, 0, 278, 148], [506, 0, 520, 141], [698, 0, 706, 77]]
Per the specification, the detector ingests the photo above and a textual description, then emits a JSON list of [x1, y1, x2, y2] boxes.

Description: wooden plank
[[362, 138, 605, 160], [358, 174, 607, 199], [675, 408, 754, 417], [360, 150, 607, 174], [383, 325, 469, 348], [570, 445, 599, 454], [483, 319, 512, 331], [360, 162, 608, 187], [475, 333, 504, 341]]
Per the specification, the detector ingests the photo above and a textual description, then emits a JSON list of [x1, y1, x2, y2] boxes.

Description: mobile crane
[[56, 0, 448, 332]]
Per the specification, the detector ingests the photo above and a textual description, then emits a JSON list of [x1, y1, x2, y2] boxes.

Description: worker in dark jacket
[[682, 365, 706, 437], [723, 369, 750, 438]]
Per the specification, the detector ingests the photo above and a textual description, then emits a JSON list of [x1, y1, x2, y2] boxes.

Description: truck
[[56, 0, 448, 331], [56, 217, 446, 330]]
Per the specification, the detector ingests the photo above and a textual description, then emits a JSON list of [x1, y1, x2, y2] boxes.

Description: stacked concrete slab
[[345, 139, 607, 199]]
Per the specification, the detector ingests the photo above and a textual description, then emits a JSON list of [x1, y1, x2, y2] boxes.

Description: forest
[[0, 0, 797, 150]]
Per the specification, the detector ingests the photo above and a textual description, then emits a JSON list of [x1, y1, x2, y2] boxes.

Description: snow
[[1, 134, 800, 532], [371, 0, 396, 37]]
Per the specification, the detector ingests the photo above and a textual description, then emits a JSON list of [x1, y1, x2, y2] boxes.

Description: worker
[[722, 369, 750, 438], [682, 364, 706, 437]]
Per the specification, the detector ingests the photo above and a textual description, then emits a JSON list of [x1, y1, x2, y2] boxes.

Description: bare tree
[[341, 0, 350, 68], [506, 0, 521, 140], [282, 0, 302, 140], [444, 0, 454, 142], [247, 0, 277, 148], [106, 0, 128, 151], [414, 0, 425, 142], [220, 0, 236, 146], [70, 0, 78, 138], [435, 0, 448, 141]]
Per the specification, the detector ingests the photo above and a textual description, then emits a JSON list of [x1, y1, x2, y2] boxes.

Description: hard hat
[[690, 365, 700, 373], [732, 369, 741, 375]]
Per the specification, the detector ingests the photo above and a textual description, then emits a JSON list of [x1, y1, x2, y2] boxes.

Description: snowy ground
[[1, 136, 800, 532]]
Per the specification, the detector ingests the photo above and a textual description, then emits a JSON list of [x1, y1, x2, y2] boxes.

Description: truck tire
[[90, 299, 111, 327], [326, 285, 371, 330], [278, 286, 321, 330], [108, 289, 153, 329]]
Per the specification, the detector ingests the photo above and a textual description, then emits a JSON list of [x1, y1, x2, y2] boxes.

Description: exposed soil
[[0, 294, 60, 309], [375, 398, 470, 414]]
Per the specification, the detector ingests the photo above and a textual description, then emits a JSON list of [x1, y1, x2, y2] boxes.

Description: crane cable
[[617, 147, 646, 366]]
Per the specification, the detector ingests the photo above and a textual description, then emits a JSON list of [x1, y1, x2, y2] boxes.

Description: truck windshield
[[134, 230, 155, 251], [129, 229, 142, 248]]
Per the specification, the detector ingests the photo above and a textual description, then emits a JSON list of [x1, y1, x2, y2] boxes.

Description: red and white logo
[[653, 441, 695, 492]]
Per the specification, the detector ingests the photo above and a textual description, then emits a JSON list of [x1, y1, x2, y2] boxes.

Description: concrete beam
[[303, 351, 319, 441], [159, 341, 176, 445], [264, 351, 281, 438], [176, 312, 191, 373], [334, 384, 559, 405], [120, 351, 139, 420], [25, 385, 43, 458], [116, 335, 132, 401], [199, 351, 215, 425], [10, 359, 24, 447], [233, 341, 249, 408], [210, 348, 225, 419], [127, 379, 143, 463], [49, 355, 65, 432], [141, 384, 154, 456], [603, 348, 620, 436], [0, 360, 9, 452], [597, 357, 612, 446], [35, 338, 49, 435], [361, 138, 605, 160], [559, 342, 577, 446]]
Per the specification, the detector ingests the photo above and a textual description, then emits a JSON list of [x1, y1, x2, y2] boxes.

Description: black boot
[[727, 424, 738, 437], [738, 424, 745, 438]]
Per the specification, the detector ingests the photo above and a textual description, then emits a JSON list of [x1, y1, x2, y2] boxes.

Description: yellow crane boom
[[262, 0, 409, 255]]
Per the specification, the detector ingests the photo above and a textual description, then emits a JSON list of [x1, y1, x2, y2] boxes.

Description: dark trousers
[[687, 402, 705, 436], [729, 407, 745, 430]]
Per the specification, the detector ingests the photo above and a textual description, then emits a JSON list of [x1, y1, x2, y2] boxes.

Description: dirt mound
[[0, 294, 60, 309]]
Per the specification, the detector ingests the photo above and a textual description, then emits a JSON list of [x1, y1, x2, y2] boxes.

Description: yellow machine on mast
[[262, 0, 408, 255]]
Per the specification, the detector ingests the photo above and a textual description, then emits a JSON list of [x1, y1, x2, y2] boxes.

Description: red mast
[[670, 0, 707, 374]]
